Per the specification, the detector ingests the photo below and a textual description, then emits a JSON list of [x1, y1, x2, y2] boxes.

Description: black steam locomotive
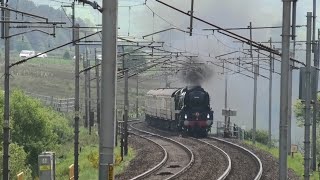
[[145, 86, 214, 137]]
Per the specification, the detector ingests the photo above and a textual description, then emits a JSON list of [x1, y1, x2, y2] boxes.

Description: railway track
[[132, 121, 263, 180], [173, 137, 232, 180], [204, 137, 263, 180], [129, 122, 194, 180], [131, 121, 233, 180], [191, 138, 232, 180]]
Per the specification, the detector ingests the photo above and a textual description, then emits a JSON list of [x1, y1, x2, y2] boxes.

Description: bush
[[0, 90, 73, 176], [63, 50, 71, 60], [244, 129, 270, 145], [0, 143, 32, 179]]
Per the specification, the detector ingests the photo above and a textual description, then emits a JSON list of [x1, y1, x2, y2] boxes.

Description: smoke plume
[[178, 57, 214, 86]]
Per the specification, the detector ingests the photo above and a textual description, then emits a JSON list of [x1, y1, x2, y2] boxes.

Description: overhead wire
[[162, 43, 276, 78], [144, 2, 212, 38]]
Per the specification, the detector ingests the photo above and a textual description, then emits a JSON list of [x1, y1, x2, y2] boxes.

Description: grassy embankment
[[245, 141, 319, 179], [55, 127, 135, 180]]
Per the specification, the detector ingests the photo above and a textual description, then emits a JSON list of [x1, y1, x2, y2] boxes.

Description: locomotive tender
[[145, 86, 214, 137]]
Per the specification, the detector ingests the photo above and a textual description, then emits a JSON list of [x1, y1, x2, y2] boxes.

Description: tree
[[0, 143, 32, 179], [63, 50, 71, 60], [293, 95, 320, 126], [293, 96, 320, 159], [14, 38, 32, 52], [0, 90, 73, 176]]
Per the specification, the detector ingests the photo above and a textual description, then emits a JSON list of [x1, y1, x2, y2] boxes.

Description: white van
[[19, 50, 36, 58]]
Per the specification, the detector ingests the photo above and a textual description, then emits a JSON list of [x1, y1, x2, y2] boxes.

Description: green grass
[[55, 127, 136, 180], [28, 57, 74, 65], [245, 141, 319, 179]]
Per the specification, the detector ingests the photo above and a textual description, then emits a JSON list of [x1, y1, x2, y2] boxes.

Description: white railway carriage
[[145, 88, 178, 121]]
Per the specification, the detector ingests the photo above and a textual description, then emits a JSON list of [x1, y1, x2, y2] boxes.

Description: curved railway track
[[191, 138, 232, 180], [129, 121, 263, 179], [174, 137, 232, 180], [135, 121, 263, 179], [129, 122, 194, 180], [131, 121, 233, 180], [204, 137, 263, 180]]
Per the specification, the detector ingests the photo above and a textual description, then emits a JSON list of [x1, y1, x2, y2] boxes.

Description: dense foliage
[[293, 98, 320, 126], [294, 97, 320, 159], [0, 143, 32, 178], [244, 129, 271, 146], [0, 90, 73, 177], [63, 50, 71, 60]]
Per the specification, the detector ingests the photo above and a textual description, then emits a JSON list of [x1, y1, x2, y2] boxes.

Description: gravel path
[[115, 135, 164, 180], [226, 139, 300, 180]]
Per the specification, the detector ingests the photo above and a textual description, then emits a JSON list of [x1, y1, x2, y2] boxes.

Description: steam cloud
[[178, 57, 214, 86]]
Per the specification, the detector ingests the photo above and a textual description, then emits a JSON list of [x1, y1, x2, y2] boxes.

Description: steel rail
[[128, 131, 168, 180], [138, 122, 232, 179], [129, 122, 195, 180], [191, 138, 232, 180], [208, 137, 263, 180]]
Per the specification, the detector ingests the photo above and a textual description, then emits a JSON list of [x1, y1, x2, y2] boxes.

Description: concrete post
[[279, 1, 292, 179], [99, 0, 118, 179], [304, 12, 312, 180]]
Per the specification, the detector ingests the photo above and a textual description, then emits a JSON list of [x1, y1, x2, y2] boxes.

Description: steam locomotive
[[144, 86, 214, 137]]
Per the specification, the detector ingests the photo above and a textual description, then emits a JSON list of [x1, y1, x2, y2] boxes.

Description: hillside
[[0, 0, 94, 57]]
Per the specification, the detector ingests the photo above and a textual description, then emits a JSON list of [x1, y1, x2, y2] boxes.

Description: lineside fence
[[25, 92, 75, 112]]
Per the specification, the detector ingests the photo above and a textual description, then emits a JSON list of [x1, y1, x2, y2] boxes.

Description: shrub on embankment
[[0, 90, 73, 177], [244, 129, 274, 146]]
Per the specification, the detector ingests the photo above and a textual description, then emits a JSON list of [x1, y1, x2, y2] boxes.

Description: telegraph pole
[[74, 24, 80, 180], [1, 0, 4, 39], [312, 39, 319, 171], [84, 46, 89, 128], [279, 0, 291, 179], [88, 51, 92, 135], [304, 12, 312, 180], [287, 61, 293, 155], [313, 0, 316, 52], [95, 48, 101, 134], [136, 75, 139, 119], [288, 0, 297, 155], [249, 22, 253, 71], [99, 0, 118, 179], [189, 0, 194, 36], [72, 2, 75, 44], [253, 64, 258, 144], [124, 69, 129, 156], [312, 0, 318, 170], [268, 38, 273, 148], [223, 60, 229, 136], [2, 8, 10, 180]]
